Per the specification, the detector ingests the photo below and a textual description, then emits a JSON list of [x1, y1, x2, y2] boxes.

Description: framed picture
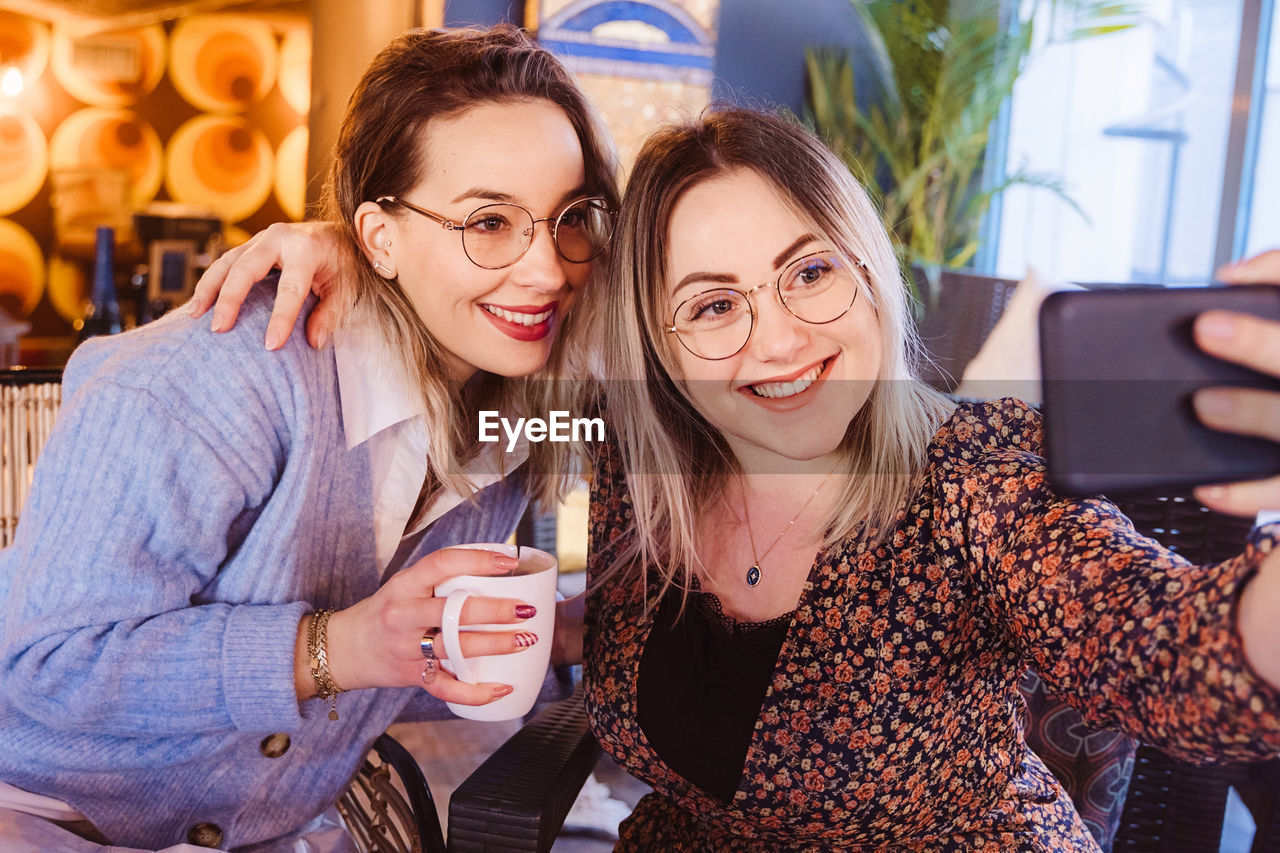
[[147, 239, 197, 307]]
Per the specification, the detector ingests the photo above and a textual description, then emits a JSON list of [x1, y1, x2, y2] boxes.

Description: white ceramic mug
[[435, 543, 557, 721]]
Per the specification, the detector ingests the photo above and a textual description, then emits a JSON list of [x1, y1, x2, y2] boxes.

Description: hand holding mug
[[322, 546, 541, 708], [435, 543, 559, 721]]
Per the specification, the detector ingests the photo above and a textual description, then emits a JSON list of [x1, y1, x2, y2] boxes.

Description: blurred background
[[0, 0, 1272, 359]]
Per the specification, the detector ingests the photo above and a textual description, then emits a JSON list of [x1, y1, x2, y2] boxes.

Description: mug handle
[[439, 588, 476, 683]]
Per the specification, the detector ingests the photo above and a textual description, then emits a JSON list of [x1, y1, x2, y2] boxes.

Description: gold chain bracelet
[[307, 609, 344, 721]]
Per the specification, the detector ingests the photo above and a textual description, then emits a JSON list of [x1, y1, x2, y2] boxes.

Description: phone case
[[1038, 284, 1280, 496]]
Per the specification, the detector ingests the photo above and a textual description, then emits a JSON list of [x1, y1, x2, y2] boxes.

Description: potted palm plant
[[806, 0, 1136, 300]]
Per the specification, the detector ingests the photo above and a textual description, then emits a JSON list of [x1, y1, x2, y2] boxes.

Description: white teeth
[[484, 306, 553, 326], [748, 363, 825, 399]]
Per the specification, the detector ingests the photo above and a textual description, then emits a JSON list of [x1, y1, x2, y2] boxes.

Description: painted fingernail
[[495, 555, 519, 571], [514, 631, 538, 648], [1197, 313, 1236, 339], [265, 330, 284, 350], [185, 298, 202, 316], [514, 604, 537, 619], [492, 684, 514, 698], [210, 312, 227, 333]]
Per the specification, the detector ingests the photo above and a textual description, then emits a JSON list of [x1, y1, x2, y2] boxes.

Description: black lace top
[[638, 587, 792, 801]]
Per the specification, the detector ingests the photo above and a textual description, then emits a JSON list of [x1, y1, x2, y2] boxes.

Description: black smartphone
[[1038, 284, 1280, 496]]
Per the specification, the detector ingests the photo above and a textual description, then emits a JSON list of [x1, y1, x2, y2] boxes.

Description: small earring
[[373, 261, 392, 276], [383, 240, 392, 249]]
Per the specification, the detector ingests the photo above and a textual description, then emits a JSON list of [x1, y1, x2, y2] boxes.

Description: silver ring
[[421, 658, 437, 686], [419, 632, 437, 660]]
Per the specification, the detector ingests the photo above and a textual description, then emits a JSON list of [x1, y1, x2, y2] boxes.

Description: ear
[[355, 200, 397, 279]]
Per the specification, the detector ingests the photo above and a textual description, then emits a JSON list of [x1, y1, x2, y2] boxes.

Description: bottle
[[78, 226, 123, 341]]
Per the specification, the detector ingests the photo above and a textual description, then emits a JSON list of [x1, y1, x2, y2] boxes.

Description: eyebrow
[[452, 188, 516, 204], [671, 233, 819, 295], [451, 185, 590, 209], [773, 234, 817, 268]]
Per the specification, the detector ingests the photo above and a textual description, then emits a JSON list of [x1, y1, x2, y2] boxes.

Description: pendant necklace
[[741, 471, 836, 588]]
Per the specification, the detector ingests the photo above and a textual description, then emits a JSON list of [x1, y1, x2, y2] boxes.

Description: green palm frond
[[805, 0, 1136, 293]]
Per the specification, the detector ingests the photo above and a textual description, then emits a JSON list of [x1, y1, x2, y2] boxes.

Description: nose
[[510, 219, 570, 294], [748, 288, 807, 362]]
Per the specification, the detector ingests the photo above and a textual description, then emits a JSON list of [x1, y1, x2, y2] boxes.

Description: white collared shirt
[[333, 310, 528, 569]]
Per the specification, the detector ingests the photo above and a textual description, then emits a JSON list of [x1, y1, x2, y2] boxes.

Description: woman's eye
[[786, 257, 840, 292], [559, 211, 586, 229], [686, 293, 743, 323], [471, 215, 510, 233]]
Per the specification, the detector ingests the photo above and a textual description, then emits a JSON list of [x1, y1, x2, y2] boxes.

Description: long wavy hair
[[323, 26, 619, 507], [596, 108, 952, 593]]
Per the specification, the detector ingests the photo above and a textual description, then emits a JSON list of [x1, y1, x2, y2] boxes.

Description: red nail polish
[[514, 632, 538, 648], [515, 604, 536, 619]]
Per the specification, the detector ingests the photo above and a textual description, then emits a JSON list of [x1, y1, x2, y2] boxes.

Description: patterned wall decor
[[0, 10, 310, 362], [168, 15, 278, 113], [50, 23, 166, 107], [535, 0, 720, 168], [48, 107, 164, 207], [0, 112, 48, 217], [0, 218, 45, 319]]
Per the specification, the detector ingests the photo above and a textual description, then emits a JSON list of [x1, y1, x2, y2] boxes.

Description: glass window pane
[[995, 0, 1246, 284], [1243, 7, 1280, 258]]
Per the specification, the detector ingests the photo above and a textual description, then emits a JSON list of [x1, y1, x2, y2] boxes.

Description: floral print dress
[[584, 399, 1280, 852]]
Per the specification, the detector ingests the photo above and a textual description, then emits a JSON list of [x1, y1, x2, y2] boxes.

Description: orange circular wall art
[[0, 219, 46, 318], [0, 112, 48, 216], [274, 125, 307, 222], [49, 108, 164, 207], [278, 27, 310, 115], [169, 16, 278, 114], [165, 115, 274, 223], [45, 254, 85, 324], [51, 24, 166, 107], [0, 11, 50, 92]]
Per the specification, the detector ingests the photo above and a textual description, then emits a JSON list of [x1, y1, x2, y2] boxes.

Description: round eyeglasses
[[375, 195, 615, 270], [664, 251, 866, 360]]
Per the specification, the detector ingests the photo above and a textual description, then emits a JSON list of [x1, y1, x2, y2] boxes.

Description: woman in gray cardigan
[[0, 27, 618, 852]]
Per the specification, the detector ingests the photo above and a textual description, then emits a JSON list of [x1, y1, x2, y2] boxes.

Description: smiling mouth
[[745, 358, 833, 399], [482, 305, 554, 326]]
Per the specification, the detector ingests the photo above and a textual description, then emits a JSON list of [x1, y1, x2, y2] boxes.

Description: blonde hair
[[322, 27, 618, 506], [596, 109, 952, 593]]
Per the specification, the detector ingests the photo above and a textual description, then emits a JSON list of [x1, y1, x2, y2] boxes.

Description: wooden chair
[[0, 368, 62, 548], [340, 734, 448, 853]]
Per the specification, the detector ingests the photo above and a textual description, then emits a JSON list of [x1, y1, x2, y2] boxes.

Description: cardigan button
[[187, 822, 223, 847], [260, 732, 291, 758]]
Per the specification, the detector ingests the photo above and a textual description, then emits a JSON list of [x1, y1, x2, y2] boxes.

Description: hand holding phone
[[1039, 284, 1280, 497], [1190, 250, 1280, 514]]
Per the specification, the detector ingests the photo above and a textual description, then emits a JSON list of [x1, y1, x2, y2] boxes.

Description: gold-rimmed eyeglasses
[[664, 251, 866, 360], [375, 195, 615, 270]]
